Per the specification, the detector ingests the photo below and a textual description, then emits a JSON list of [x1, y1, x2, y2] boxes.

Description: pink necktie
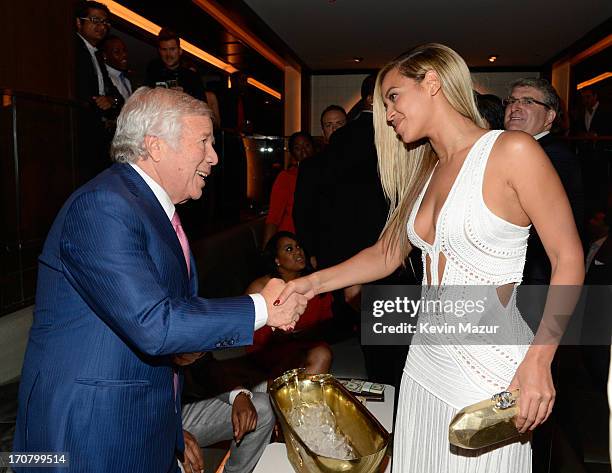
[[170, 211, 191, 409], [171, 211, 191, 277]]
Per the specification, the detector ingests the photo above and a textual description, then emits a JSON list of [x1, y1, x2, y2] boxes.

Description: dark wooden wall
[[0, 0, 75, 99], [1, 0, 78, 314]]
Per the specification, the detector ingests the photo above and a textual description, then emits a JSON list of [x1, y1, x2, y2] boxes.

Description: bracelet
[[231, 389, 253, 404]]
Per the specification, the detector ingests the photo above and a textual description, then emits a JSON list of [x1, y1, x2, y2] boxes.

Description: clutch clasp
[[492, 390, 517, 409]]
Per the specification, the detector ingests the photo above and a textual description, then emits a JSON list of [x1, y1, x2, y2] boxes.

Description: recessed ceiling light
[[353, 56, 364, 63], [488, 54, 499, 63]]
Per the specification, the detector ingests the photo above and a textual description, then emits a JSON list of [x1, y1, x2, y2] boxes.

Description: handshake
[[261, 277, 315, 331], [173, 276, 316, 367]]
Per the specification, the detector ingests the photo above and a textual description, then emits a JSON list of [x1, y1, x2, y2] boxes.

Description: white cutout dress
[[392, 130, 533, 472]]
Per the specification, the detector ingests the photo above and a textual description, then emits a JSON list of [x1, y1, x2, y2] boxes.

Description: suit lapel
[[114, 164, 190, 283]]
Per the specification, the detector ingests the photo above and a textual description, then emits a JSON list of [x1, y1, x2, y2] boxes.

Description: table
[[253, 385, 394, 473]]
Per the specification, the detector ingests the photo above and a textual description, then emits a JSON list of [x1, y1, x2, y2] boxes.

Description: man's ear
[[143, 135, 162, 162], [544, 109, 557, 130], [75, 18, 82, 32], [424, 70, 441, 96]]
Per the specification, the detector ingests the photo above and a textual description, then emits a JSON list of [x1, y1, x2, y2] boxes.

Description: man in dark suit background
[[74, 1, 124, 182], [318, 75, 417, 394], [145, 28, 207, 102], [572, 87, 612, 213], [13, 87, 306, 473], [573, 87, 612, 137], [293, 104, 347, 266], [101, 35, 133, 102], [321, 75, 388, 269]]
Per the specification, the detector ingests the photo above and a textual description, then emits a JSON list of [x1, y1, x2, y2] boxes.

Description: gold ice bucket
[[269, 369, 390, 473]]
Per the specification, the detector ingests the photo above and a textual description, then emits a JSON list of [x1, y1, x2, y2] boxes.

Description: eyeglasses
[[502, 97, 550, 109], [80, 16, 111, 27]]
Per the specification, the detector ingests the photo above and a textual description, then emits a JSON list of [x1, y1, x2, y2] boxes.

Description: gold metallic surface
[[269, 369, 390, 473], [449, 390, 521, 450]]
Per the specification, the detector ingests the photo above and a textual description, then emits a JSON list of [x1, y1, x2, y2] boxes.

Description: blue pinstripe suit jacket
[[14, 163, 255, 472]]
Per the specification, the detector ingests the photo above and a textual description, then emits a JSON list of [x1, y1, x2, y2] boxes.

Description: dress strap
[[470, 130, 505, 189]]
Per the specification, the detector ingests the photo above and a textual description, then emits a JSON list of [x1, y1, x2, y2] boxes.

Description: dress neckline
[[411, 130, 492, 248]]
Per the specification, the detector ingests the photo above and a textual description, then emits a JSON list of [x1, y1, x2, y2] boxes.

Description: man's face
[[321, 109, 347, 143], [290, 135, 314, 163], [159, 39, 181, 70], [76, 8, 109, 46], [103, 38, 128, 71], [156, 115, 218, 204], [504, 86, 555, 136]]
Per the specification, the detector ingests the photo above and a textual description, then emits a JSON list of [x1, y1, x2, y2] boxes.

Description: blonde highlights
[[374, 43, 486, 261]]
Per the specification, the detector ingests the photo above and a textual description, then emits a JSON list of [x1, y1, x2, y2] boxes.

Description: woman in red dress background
[[263, 132, 315, 246]]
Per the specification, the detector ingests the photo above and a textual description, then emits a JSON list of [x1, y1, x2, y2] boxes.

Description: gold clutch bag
[[449, 390, 521, 450]]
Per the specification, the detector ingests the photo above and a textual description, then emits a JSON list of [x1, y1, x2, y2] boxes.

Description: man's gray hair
[[111, 87, 212, 163], [509, 78, 561, 115]]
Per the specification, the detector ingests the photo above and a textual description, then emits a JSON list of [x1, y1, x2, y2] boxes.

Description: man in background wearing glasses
[[74, 0, 124, 182], [504, 77, 584, 286]]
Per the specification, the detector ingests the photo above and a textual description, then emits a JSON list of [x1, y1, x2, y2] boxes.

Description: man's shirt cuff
[[229, 388, 253, 405], [248, 293, 268, 330]]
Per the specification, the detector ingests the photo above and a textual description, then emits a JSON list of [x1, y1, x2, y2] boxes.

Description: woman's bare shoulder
[[245, 275, 272, 294], [490, 130, 553, 177], [495, 130, 546, 159]]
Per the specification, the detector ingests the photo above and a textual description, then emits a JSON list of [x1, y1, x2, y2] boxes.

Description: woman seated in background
[[246, 231, 333, 376], [263, 132, 315, 247]]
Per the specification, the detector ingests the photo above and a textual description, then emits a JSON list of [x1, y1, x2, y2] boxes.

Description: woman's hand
[[507, 353, 555, 433], [274, 275, 317, 307]]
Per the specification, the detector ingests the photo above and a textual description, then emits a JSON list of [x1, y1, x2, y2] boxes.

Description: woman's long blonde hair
[[374, 43, 486, 261]]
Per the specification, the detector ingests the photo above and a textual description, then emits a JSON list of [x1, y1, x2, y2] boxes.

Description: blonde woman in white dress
[[276, 43, 584, 472]]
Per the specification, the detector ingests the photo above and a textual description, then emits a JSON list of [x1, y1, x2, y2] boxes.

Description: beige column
[[283, 65, 302, 167], [552, 60, 571, 130]]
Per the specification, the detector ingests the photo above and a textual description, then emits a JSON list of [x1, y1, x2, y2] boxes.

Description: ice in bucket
[[287, 402, 356, 460], [269, 369, 390, 473]]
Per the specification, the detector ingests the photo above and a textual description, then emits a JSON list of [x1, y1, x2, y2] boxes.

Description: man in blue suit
[[13, 87, 306, 473]]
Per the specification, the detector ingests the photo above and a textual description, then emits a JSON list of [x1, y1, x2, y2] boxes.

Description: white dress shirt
[[128, 163, 268, 329], [534, 130, 550, 141], [585, 102, 599, 132], [78, 33, 105, 95], [106, 65, 132, 101]]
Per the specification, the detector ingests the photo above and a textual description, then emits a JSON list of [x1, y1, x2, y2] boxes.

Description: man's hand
[[261, 278, 308, 330], [93, 95, 114, 110], [274, 275, 316, 307], [172, 352, 205, 366], [232, 393, 258, 442], [181, 429, 204, 473]]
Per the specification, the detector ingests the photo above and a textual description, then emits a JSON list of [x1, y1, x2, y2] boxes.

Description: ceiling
[[243, 0, 612, 71]]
